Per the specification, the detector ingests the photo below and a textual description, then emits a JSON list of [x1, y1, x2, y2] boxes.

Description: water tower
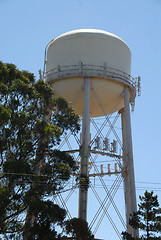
[[44, 29, 141, 239]]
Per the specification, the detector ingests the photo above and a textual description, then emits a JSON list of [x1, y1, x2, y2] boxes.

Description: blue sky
[[1, 0, 161, 239]]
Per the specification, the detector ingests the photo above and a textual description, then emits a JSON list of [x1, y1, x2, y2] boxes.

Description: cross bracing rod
[[88, 152, 99, 174], [58, 194, 72, 219], [58, 128, 81, 151], [92, 180, 125, 235], [63, 133, 73, 150], [53, 183, 79, 218], [74, 132, 81, 145], [91, 87, 123, 149], [93, 175, 126, 234], [58, 132, 80, 165], [71, 88, 84, 109], [64, 183, 78, 203], [104, 112, 121, 145], [90, 165, 124, 225], [90, 95, 123, 149], [89, 155, 126, 229], [53, 194, 72, 220], [90, 183, 122, 240], [58, 132, 72, 149], [89, 174, 123, 230], [90, 112, 121, 149], [90, 114, 124, 171], [90, 117, 110, 147]]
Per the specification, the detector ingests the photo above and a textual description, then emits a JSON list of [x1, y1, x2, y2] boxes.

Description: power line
[[1, 172, 161, 186]]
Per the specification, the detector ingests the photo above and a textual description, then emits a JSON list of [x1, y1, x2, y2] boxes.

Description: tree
[[122, 191, 161, 240], [0, 61, 82, 239], [65, 218, 94, 240]]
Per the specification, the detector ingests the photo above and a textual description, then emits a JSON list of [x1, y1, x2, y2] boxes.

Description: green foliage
[[0, 61, 81, 239], [77, 174, 90, 191], [122, 231, 140, 240], [65, 218, 94, 240], [23, 200, 66, 240], [122, 191, 161, 240]]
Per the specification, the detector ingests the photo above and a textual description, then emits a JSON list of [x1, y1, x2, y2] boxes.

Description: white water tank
[[45, 29, 134, 117]]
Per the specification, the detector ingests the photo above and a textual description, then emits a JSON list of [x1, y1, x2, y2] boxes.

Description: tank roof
[[52, 29, 130, 50]]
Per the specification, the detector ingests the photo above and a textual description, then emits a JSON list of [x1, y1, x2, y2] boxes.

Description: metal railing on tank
[[43, 62, 136, 89]]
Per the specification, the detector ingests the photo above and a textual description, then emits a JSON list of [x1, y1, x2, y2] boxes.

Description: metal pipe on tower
[[121, 87, 139, 237], [79, 77, 91, 220], [123, 87, 137, 213]]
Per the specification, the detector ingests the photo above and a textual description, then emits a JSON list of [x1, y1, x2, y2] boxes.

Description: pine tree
[[122, 191, 161, 240], [0, 61, 82, 239]]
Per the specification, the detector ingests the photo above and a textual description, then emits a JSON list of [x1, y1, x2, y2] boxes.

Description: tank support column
[[121, 87, 139, 237], [79, 77, 91, 221]]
